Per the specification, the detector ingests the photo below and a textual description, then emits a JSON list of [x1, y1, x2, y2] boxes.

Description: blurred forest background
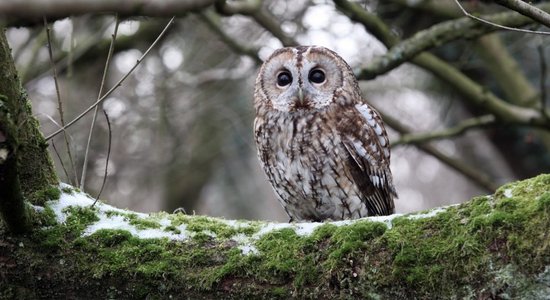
[[3, 0, 550, 221]]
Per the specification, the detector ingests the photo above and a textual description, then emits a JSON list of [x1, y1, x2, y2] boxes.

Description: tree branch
[[393, 115, 496, 147], [359, 3, 550, 80], [0, 0, 215, 23], [494, 0, 550, 29], [334, 0, 550, 129], [474, 34, 539, 108], [214, 0, 298, 47], [453, 0, 550, 35], [198, 10, 262, 65], [23, 19, 174, 84], [382, 113, 498, 192]]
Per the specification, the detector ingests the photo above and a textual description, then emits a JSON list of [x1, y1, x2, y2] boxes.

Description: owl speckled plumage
[[254, 46, 397, 221]]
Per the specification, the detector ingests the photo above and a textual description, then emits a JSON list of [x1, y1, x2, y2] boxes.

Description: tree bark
[[0, 27, 57, 232]]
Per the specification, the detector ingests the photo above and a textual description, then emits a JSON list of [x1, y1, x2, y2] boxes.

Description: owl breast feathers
[[254, 45, 397, 222]]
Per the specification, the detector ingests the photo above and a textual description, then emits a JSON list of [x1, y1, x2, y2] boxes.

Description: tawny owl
[[254, 46, 397, 222]]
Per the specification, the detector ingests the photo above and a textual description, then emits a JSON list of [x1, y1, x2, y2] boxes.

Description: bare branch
[[381, 113, 499, 192], [44, 17, 79, 187], [92, 110, 112, 207], [0, 0, 215, 23], [50, 140, 70, 182], [214, 0, 298, 47], [453, 0, 550, 35], [198, 10, 262, 64], [44, 17, 176, 141], [494, 0, 550, 28], [393, 115, 496, 147], [360, 3, 550, 80], [334, 0, 550, 129], [81, 15, 119, 191]]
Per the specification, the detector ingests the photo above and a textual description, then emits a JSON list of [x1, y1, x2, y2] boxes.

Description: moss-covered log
[[0, 175, 549, 299]]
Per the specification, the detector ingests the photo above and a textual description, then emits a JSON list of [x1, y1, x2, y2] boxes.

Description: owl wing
[[340, 103, 397, 216]]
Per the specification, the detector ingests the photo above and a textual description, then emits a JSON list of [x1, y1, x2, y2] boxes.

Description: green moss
[[33, 205, 57, 227], [8, 174, 549, 299], [537, 192, 550, 211], [104, 211, 162, 230], [35, 186, 61, 201], [64, 206, 99, 233], [164, 225, 181, 234], [61, 186, 74, 194], [171, 214, 261, 239]]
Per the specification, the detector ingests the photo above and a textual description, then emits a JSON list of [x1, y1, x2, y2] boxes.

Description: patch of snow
[[294, 222, 323, 236], [504, 188, 513, 198], [41, 183, 456, 256], [407, 206, 453, 220], [239, 244, 259, 255]]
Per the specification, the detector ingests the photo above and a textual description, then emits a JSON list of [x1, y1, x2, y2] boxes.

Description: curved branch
[[381, 112, 498, 192], [334, 0, 550, 129], [359, 3, 550, 80], [214, 0, 297, 47], [393, 115, 496, 147], [453, 0, 550, 35], [198, 11, 262, 64]]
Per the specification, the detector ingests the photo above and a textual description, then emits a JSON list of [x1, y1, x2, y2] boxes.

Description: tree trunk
[[0, 27, 58, 233]]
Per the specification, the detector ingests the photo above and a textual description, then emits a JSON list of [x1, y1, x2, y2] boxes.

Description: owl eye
[[308, 69, 326, 84], [276, 71, 293, 87]]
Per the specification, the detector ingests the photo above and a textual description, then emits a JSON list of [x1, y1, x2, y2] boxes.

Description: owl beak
[[297, 87, 305, 104]]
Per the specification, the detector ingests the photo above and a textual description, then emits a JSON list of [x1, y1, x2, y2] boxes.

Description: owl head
[[254, 46, 360, 113]]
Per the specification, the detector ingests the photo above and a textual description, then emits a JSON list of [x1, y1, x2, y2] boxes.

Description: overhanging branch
[[359, 3, 550, 80], [0, 0, 215, 24], [334, 0, 550, 129]]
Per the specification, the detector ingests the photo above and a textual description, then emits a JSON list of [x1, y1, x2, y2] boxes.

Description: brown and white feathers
[[253, 46, 397, 221]]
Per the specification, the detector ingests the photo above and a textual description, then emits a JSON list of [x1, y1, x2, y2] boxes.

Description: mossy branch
[[358, 3, 550, 80], [1, 175, 549, 298], [334, 0, 550, 129]]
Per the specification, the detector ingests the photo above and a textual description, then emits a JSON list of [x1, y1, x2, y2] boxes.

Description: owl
[[254, 46, 397, 222]]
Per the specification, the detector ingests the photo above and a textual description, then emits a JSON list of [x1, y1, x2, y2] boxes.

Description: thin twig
[[44, 17, 80, 186], [45, 16, 176, 141], [393, 115, 496, 146], [92, 110, 112, 207], [453, 0, 550, 35], [50, 141, 70, 182], [81, 14, 119, 190]]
